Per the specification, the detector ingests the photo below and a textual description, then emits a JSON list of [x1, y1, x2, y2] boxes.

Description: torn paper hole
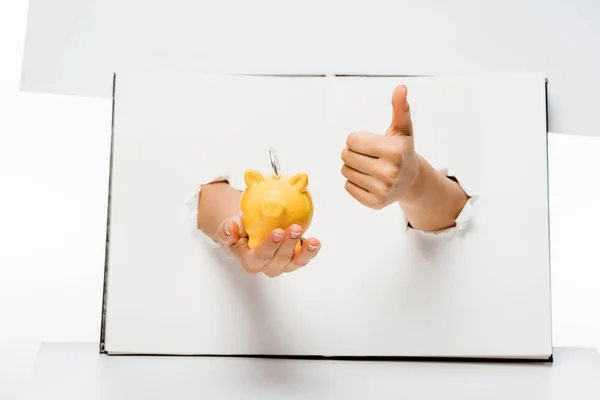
[[404, 168, 478, 239]]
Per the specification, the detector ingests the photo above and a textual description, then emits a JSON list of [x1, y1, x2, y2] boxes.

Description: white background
[[1, 0, 600, 399], [19, 0, 600, 137]]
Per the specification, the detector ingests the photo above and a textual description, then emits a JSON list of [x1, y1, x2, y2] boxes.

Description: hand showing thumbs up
[[342, 85, 470, 232], [341, 85, 423, 210]]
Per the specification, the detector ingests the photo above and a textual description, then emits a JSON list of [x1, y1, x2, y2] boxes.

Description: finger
[[244, 229, 285, 271], [217, 219, 241, 245], [346, 131, 389, 158], [345, 180, 383, 210], [217, 219, 251, 260], [285, 238, 321, 273], [386, 85, 413, 137], [341, 164, 382, 194], [341, 147, 381, 176], [262, 225, 303, 278]]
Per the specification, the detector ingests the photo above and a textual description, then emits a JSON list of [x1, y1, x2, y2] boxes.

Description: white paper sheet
[[103, 73, 552, 359], [547, 132, 600, 348]]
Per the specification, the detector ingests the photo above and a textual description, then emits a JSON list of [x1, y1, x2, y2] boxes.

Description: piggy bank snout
[[260, 199, 286, 218]]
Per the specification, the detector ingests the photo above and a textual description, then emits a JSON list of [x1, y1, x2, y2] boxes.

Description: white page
[[548, 132, 600, 348], [103, 73, 552, 359], [20, 0, 600, 137]]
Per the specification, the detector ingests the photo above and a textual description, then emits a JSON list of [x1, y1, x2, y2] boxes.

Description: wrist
[[396, 154, 434, 206], [396, 158, 469, 232]]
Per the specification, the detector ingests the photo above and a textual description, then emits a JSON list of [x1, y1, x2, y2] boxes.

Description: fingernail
[[290, 231, 301, 239], [223, 221, 231, 236], [273, 233, 283, 242], [308, 244, 319, 251]]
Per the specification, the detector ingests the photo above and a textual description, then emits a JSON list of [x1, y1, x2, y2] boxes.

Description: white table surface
[[19, 343, 600, 399]]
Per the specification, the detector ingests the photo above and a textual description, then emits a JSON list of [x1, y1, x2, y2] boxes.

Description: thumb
[[217, 218, 250, 258], [386, 85, 413, 137], [217, 217, 246, 245]]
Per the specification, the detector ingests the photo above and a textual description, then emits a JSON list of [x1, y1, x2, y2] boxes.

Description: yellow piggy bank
[[240, 169, 313, 251]]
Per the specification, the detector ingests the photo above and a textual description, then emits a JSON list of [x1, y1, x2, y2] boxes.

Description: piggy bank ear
[[244, 170, 265, 188], [289, 173, 309, 193]]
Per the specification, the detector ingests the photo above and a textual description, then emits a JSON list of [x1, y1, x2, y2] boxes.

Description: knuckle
[[230, 239, 245, 250], [376, 173, 390, 188], [346, 132, 358, 148], [242, 256, 262, 272], [254, 251, 273, 263], [241, 261, 254, 273], [264, 271, 277, 278], [381, 164, 399, 184], [274, 254, 292, 264], [370, 198, 387, 210], [385, 143, 404, 160], [341, 147, 350, 162], [374, 183, 390, 199], [340, 164, 349, 178]]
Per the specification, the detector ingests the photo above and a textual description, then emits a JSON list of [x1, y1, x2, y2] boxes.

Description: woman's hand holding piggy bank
[[216, 171, 321, 278]]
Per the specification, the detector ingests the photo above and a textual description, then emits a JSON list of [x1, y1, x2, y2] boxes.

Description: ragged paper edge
[[402, 167, 478, 239]]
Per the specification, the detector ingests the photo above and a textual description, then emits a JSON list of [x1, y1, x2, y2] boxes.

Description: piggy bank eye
[[289, 173, 308, 193], [244, 169, 266, 187]]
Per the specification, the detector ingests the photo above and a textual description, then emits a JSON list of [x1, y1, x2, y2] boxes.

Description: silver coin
[[269, 147, 281, 179]]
